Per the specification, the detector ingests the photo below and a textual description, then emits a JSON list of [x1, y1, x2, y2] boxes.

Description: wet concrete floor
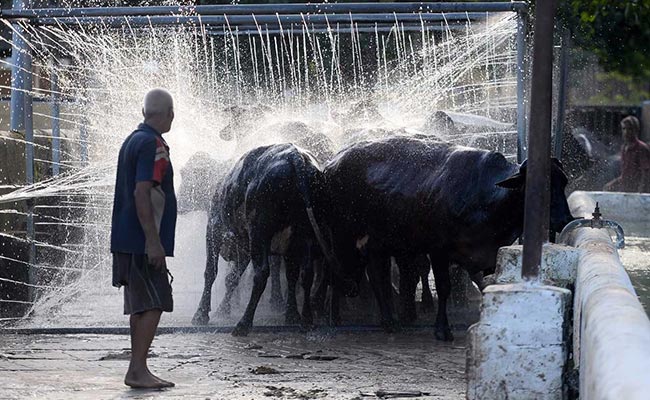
[[0, 330, 467, 399]]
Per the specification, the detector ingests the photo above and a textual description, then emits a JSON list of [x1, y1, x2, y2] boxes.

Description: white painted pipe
[[567, 191, 650, 400]]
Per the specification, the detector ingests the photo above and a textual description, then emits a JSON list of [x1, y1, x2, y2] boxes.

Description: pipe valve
[[558, 202, 625, 249]]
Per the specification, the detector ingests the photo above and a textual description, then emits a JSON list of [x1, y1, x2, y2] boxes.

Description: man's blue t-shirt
[[110, 123, 177, 256]]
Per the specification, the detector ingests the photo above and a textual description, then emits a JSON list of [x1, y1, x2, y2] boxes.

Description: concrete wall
[[467, 243, 578, 399], [567, 191, 650, 399]]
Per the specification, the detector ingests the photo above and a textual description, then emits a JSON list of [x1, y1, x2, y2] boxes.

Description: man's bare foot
[[153, 375, 175, 388], [125, 369, 168, 389], [145, 366, 175, 388]]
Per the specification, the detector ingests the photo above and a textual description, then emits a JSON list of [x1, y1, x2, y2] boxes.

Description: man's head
[[142, 88, 174, 134], [621, 115, 640, 144]]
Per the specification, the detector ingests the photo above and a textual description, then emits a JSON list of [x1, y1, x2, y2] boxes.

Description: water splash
[[0, 10, 519, 327]]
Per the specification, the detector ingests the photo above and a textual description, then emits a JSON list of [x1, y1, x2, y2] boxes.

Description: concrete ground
[[0, 329, 467, 400]]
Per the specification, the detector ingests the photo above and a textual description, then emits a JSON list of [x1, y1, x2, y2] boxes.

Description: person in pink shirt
[[604, 115, 650, 193]]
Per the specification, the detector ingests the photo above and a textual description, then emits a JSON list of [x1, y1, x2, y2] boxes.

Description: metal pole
[[35, 12, 488, 27], [0, 2, 528, 18], [521, 0, 558, 280], [516, 10, 527, 163], [553, 28, 570, 160], [23, 61, 35, 302], [51, 66, 60, 176], [9, 0, 31, 132]]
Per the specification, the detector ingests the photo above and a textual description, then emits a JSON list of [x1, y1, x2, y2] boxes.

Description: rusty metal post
[[521, 0, 558, 280]]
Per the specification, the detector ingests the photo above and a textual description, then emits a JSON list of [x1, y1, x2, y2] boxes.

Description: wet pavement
[[0, 329, 467, 399]]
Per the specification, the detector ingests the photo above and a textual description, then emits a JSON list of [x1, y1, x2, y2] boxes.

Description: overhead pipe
[[0, 2, 528, 19], [32, 12, 488, 27]]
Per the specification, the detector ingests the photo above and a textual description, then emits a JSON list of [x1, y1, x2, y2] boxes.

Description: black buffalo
[[324, 136, 574, 340], [191, 122, 336, 326], [216, 143, 337, 336]]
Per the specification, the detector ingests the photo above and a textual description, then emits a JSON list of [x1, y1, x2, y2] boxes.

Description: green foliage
[[559, 0, 650, 80]]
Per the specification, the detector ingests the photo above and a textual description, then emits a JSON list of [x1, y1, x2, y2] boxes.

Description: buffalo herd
[[184, 106, 575, 340]]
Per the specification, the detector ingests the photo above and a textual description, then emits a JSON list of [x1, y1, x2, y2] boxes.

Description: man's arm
[[134, 181, 166, 268]]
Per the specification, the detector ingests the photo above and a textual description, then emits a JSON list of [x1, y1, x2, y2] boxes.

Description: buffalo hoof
[[231, 322, 251, 337], [191, 310, 209, 326], [434, 325, 454, 341], [285, 309, 302, 325]]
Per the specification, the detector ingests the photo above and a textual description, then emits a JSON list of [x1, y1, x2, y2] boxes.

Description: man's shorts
[[112, 252, 173, 315]]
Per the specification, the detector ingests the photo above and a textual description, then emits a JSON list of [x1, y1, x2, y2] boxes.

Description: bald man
[[110, 88, 177, 388]]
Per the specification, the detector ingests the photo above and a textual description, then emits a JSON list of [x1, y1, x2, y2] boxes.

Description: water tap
[[557, 202, 625, 249]]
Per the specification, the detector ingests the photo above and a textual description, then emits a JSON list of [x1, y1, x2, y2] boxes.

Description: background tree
[[560, 0, 650, 80]]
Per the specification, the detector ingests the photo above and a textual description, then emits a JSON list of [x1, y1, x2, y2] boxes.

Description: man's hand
[[147, 240, 166, 269]]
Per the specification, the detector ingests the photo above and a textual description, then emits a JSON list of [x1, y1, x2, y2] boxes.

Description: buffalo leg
[[270, 256, 285, 312], [367, 254, 398, 332], [310, 258, 327, 318], [284, 255, 301, 325], [232, 232, 270, 337], [394, 255, 419, 325], [431, 256, 453, 341], [300, 254, 315, 330], [328, 283, 342, 327], [192, 226, 220, 326], [216, 251, 250, 317]]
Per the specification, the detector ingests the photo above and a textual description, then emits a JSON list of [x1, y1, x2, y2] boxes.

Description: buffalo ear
[[496, 172, 525, 189]]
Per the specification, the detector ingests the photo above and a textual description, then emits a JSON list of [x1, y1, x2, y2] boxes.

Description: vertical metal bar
[[23, 62, 35, 302], [51, 67, 61, 176], [516, 10, 527, 163], [553, 28, 570, 160], [521, 0, 557, 280], [9, 0, 31, 132]]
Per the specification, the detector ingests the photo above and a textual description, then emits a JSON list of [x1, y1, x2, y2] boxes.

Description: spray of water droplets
[[0, 11, 519, 327]]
